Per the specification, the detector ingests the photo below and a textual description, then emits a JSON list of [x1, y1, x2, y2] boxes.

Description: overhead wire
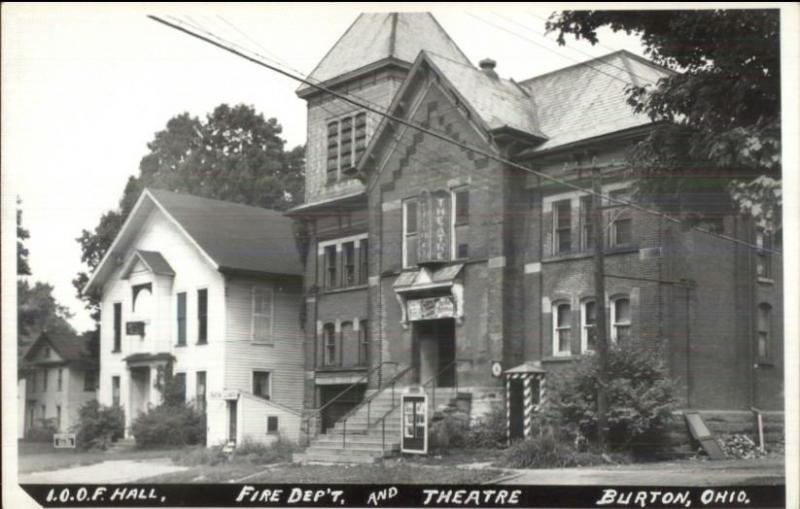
[[148, 14, 780, 256]]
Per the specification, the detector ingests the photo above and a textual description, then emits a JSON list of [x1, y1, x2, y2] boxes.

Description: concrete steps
[[106, 438, 136, 453]]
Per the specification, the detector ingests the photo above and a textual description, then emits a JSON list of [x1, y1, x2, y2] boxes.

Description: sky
[[1, 3, 653, 332]]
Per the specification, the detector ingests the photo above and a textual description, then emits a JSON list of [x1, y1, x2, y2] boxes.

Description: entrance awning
[[394, 264, 465, 326], [123, 352, 174, 367]]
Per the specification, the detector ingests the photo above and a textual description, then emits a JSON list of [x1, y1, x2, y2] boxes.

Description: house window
[[196, 371, 206, 413], [84, 370, 97, 391], [252, 287, 274, 343], [554, 200, 572, 255], [322, 323, 337, 367], [253, 371, 271, 400], [176, 292, 187, 346], [452, 187, 470, 259], [610, 297, 631, 344], [57, 405, 62, 430], [581, 300, 597, 353], [757, 303, 772, 361], [756, 231, 772, 279], [342, 242, 356, 286], [43, 369, 49, 391], [57, 368, 63, 391], [340, 321, 354, 367], [580, 196, 594, 251], [113, 302, 122, 352], [197, 289, 208, 344], [609, 189, 632, 247], [324, 245, 337, 288], [358, 320, 369, 366], [359, 239, 369, 284], [553, 302, 572, 356], [403, 199, 418, 268], [174, 373, 186, 404], [327, 112, 367, 183], [112, 376, 120, 407], [267, 416, 279, 434]]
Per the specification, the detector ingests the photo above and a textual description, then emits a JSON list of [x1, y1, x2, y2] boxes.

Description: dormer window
[[327, 112, 367, 183]]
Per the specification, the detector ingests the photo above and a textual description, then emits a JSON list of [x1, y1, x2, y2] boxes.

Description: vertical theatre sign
[[417, 189, 450, 263]]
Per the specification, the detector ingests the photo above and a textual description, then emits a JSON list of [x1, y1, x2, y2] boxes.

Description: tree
[[18, 280, 77, 346], [17, 197, 31, 276], [73, 104, 305, 320], [546, 9, 781, 230]]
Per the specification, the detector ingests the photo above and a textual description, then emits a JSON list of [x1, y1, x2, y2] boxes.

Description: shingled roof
[[84, 189, 302, 293], [23, 331, 95, 367], [518, 50, 671, 153], [148, 189, 303, 276], [297, 12, 471, 96]]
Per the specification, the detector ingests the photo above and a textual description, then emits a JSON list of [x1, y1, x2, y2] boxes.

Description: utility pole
[[591, 161, 610, 449]]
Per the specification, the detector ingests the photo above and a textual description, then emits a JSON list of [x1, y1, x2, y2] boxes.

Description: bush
[[547, 339, 677, 450], [465, 403, 507, 449], [429, 407, 470, 449], [72, 401, 125, 450], [131, 404, 206, 448], [502, 433, 612, 468], [173, 436, 295, 466], [26, 418, 59, 442]]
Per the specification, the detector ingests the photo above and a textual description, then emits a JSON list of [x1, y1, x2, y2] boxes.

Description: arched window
[[757, 303, 772, 361], [552, 302, 572, 356], [610, 296, 631, 344], [581, 300, 597, 353]]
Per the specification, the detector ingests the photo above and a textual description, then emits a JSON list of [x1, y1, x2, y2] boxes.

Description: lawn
[[17, 441, 179, 474], [139, 462, 504, 484]]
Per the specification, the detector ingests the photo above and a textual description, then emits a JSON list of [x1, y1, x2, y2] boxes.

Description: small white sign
[[53, 433, 76, 448]]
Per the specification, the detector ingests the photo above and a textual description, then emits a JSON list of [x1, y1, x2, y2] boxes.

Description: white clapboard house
[[84, 188, 305, 447]]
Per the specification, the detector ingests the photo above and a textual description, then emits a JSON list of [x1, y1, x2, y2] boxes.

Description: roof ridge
[[518, 49, 631, 85], [145, 187, 286, 215], [296, 13, 366, 93]]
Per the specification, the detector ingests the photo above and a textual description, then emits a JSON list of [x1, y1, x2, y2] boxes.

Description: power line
[[148, 14, 780, 256]]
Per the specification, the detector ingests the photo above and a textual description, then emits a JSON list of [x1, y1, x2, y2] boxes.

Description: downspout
[[685, 283, 691, 409]]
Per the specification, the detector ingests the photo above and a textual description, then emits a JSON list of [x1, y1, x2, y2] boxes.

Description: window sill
[[756, 360, 775, 368], [175, 344, 187, 348], [543, 245, 639, 263], [542, 355, 578, 363], [252, 341, 275, 346], [319, 284, 368, 296], [316, 366, 368, 372], [196, 342, 208, 346], [111, 349, 122, 354], [757, 277, 775, 285]]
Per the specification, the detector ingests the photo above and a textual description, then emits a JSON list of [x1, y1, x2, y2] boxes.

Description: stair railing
[[420, 358, 462, 413], [339, 365, 415, 449], [303, 361, 397, 446]]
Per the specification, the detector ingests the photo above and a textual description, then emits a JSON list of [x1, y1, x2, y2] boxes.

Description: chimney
[[479, 58, 498, 79]]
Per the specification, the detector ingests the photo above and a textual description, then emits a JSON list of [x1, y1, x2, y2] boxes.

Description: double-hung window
[[359, 239, 369, 284], [402, 199, 418, 268], [358, 320, 369, 366], [609, 189, 632, 247], [756, 231, 773, 279], [342, 242, 356, 286], [252, 287, 273, 343], [757, 303, 772, 362], [322, 324, 337, 367], [581, 300, 597, 353], [176, 292, 187, 346], [554, 200, 572, 255], [452, 187, 470, 259], [113, 302, 122, 352], [324, 245, 337, 288], [553, 302, 572, 356], [174, 373, 186, 404], [580, 196, 594, 252], [610, 297, 631, 344], [57, 368, 63, 391]]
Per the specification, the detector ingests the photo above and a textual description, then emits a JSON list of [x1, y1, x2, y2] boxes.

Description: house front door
[[412, 319, 456, 387], [227, 400, 238, 443]]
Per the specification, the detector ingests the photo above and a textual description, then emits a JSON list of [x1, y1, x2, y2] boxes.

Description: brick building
[[288, 12, 783, 461]]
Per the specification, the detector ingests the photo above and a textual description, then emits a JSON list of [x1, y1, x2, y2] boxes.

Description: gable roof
[[425, 52, 546, 140], [23, 331, 94, 366], [297, 12, 471, 97], [85, 189, 302, 293], [518, 50, 671, 153]]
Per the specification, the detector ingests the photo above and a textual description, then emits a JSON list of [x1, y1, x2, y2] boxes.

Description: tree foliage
[[18, 280, 76, 346], [17, 197, 31, 276], [73, 104, 305, 319], [546, 9, 781, 228]]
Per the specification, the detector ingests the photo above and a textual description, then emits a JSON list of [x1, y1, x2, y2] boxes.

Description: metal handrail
[[339, 365, 414, 449], [420, 358, 462, 412], [304, 361, 397, 446]]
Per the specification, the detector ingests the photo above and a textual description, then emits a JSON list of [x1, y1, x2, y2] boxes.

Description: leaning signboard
[[53, 433, 76, 448]]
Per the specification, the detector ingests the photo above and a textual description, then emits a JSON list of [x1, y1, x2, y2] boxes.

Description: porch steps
[[106, 438, 137, 453], [294, 386, 461, 464]]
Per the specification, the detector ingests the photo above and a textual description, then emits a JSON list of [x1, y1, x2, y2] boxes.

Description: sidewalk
[[19, 458, 188, 484], [495, 458, 785, 486]]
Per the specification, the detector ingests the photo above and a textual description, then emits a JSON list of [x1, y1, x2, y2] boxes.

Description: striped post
[[505, 375, 511, 440], [523, 374, 533, 438]]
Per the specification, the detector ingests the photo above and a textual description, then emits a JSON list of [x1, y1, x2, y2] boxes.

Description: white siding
[[224, 278, 304, 415], [238, 393, 301, 444]]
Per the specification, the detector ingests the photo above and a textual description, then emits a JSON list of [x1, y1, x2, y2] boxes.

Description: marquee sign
[[406, 296, 455, 321]]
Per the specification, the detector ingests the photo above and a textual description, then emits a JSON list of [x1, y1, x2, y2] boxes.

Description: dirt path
[[19, 458, 188, 484]]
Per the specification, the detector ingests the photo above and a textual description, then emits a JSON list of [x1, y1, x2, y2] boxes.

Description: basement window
[[267, 416, 279, 434]]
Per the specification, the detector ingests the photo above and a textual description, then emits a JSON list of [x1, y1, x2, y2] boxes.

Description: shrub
[[26, 418, 59, 442], [131, 404, 206, 448], [172, 445, 228, 466], [429, 407, 470, 449], [548, 339, 677, 450], [72, 401, 125, 450], [465, 403, 507, 449], [173, 436, 295, 466]]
